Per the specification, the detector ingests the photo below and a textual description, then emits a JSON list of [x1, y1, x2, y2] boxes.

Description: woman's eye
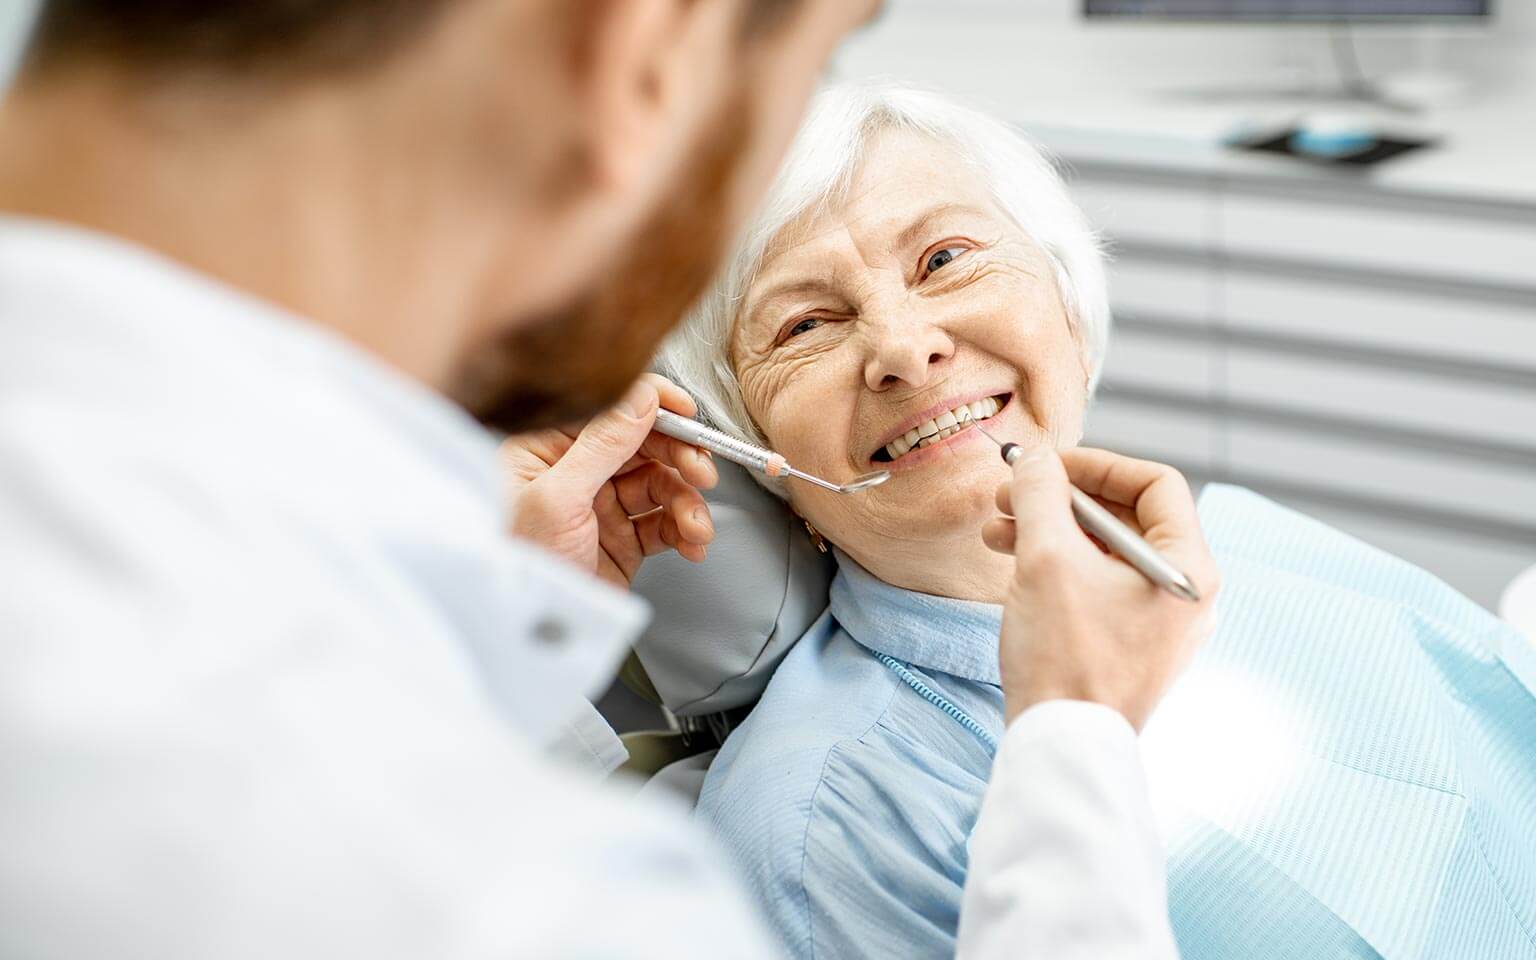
[[924, 246, 967, 275], [785, 316, 823, 340]]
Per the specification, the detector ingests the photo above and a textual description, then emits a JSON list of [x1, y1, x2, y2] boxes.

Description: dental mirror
[[784, 466, 892, 495], [651, 410, 891, 496]]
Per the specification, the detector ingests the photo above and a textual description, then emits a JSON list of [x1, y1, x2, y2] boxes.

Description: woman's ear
[[1045, 252, 1092, 389], [1061, 306, 1092, 391], [789, 508, 829, 554]]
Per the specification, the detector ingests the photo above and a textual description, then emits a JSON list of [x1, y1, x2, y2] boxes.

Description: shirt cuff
[[545, 696, 630, 778], [961, 698, 1177, 960], [1005, 699, 1139, 748]]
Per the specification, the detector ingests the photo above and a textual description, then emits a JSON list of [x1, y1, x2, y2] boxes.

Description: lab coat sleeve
[[957, 700, 1180, 960]]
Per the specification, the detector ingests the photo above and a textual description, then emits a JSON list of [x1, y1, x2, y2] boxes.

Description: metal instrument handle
[[999, 441, 1199, 602], [653, 408, 774, 474]]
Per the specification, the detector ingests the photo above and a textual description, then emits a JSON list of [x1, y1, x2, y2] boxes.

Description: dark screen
[[1084, 0, 1488, 18]]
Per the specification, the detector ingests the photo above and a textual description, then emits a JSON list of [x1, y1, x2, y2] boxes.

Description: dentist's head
[[0, 0, 880, 430]]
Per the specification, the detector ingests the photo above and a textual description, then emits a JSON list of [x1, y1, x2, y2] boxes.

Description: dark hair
[[23, 0, 803, 81], [22, 1, 456, 80]]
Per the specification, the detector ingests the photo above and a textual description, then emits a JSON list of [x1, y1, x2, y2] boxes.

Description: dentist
[[0, 2, 1215, 958]]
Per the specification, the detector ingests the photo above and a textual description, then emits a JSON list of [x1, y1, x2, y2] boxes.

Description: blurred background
[[2, 1, 1530, 620], [0, 2, 37, 91]]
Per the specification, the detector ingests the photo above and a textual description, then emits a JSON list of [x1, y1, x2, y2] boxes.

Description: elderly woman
[[657, 82, 1536, 960]]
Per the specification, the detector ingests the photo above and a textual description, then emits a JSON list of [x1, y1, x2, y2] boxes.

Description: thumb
[[548, 380, 659, 501], [1007, 447, 1081, 558]]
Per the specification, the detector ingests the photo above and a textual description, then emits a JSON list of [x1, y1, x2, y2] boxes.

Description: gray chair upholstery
[[636, 750, 719, 807], [630, 460, 836, 716]]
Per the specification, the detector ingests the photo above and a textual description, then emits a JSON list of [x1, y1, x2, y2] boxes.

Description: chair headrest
[[630, 459, 835, 716]]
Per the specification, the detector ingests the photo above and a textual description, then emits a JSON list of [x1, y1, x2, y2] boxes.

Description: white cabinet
[[1221, 270, 1536, 374], [1221, 191, 1536, 289], [1224, 348, 1536, 450], [1088, 395, 1220, 474], [1099, 326, 1219, 397], [1226, 423, 1536, 529], [1106, 259, 1216, 331], [1075, 167, 1536, 610], [1074, 178, 1217, 251]]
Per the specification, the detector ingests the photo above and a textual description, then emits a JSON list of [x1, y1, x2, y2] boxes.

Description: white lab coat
[[0, 216, 1178, 959]]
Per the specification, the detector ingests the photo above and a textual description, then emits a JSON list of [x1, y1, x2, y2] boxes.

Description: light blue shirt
[[697, 485, 1536, 960]]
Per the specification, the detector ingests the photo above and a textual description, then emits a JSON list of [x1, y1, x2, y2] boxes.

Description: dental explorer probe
[[974, 423, 1201, 603], [653, 409, 891, 495]]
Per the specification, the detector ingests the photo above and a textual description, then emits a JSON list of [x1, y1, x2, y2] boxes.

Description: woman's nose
[[862, 314, 956, 391]]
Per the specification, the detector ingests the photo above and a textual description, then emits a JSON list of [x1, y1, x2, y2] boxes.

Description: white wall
[[838, 0, 1536, 105]]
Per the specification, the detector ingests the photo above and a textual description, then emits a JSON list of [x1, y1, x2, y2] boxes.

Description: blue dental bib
[[1149, 486, 1536, 959]]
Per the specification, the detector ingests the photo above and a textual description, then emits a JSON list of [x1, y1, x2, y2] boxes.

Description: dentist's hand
[[983, 447, 1219, 731], [502, 374, 718, 590]]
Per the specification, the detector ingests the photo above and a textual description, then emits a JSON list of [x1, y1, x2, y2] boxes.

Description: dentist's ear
[[573, 0, 741, 193]]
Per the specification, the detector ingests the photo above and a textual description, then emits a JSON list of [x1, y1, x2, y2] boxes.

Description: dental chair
[[619, 460, 834, 805]]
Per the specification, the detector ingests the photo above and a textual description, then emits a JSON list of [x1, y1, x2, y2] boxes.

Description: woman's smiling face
[[731, 127, 1091, 590]]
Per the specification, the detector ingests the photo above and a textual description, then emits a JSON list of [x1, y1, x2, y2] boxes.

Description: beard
[[452, 91, 751, 434]]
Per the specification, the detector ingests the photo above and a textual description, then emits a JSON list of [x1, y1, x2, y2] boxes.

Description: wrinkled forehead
[[727, 128, 1020, 354], [754, 126, 1002, 275]]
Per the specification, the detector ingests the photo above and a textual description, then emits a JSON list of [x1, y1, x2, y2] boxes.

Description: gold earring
[[802, 518, 828, 554]]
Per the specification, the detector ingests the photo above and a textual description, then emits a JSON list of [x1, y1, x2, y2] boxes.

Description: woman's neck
[[837, 527, 1014, 605]]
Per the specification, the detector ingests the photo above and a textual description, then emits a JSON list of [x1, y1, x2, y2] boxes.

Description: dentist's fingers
[[995, 481, 1141, 534], [1095, 498, 1142, 532], [503, 374, 715, 588], [1004, 447, 1097, 568], [613, 461, 713, 545], [591, 496, 704, 583], [1059, 447, 1210, 574], [641, 372, 698, 419], [546, 380, 661, 502], [994, 447, 1219, 730], [652, 436, 718, 491], [501, 427, 574, 479], [1060, 447, 1184, 511], [633, 509, 707, 563], [593, 479, 644, 569], [543, 377, 715, 491], [619, 373, 716, 489], [543, 374, 712, 499], [521, 419, 717, 493], [982, 516, 1016, 554]]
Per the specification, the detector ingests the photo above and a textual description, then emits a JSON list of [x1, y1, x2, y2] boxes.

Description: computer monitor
[[1083, 1, 1490, 21]]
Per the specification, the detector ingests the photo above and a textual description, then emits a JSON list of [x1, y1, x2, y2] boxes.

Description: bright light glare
[[1141, 667, 1310, 836]]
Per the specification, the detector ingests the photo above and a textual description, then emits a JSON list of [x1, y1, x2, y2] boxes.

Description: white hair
[[657, 80, 1110, 486]]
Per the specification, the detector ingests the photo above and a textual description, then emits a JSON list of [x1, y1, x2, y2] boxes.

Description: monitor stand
[[1154, 25, 1468, 116], [1159, 80, 1417, 114]]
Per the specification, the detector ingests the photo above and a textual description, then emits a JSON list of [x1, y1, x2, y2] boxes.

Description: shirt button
[[532, 617, 569, 647]]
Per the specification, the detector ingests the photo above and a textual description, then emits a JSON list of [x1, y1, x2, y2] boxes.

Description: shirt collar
[[0, 215, 647, 748], [829, 549, 1003, 686]]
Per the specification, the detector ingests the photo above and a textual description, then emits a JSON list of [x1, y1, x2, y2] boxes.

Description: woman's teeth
[[883, 396, 1003, 461]]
